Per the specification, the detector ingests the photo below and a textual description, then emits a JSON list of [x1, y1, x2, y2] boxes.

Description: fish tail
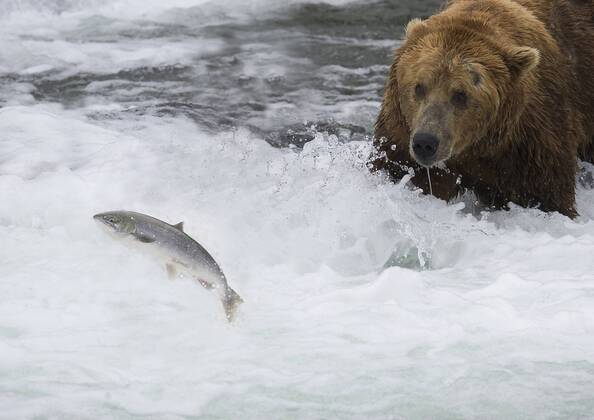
[[222, 286, 243, 323]]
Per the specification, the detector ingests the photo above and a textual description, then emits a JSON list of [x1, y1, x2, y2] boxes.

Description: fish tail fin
[[222, 287, 243, 323]]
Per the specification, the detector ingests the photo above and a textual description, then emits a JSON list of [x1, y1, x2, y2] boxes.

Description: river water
[[1, 1, 594, 419]]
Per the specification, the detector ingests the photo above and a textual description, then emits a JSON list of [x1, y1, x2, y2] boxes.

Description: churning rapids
[[1, 0, 594, 418]]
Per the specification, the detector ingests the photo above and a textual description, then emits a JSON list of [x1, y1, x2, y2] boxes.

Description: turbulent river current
[[1, 1, 594, 419]]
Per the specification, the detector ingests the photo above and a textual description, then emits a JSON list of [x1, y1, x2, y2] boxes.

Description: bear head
[[394, 18, 540, 167]]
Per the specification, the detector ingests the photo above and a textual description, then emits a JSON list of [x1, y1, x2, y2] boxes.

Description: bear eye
[[451, 90, 468, 108], [414, 83, 426, 99]]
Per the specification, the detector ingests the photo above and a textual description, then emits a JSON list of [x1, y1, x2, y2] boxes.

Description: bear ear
[[405, 18, 428, 39], [504, 46, 540, 79]]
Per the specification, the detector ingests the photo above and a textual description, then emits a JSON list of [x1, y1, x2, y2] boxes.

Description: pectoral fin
[[196, 278, 215, 290], [166, 263, 177, 280], [135, 233, 155, 243]]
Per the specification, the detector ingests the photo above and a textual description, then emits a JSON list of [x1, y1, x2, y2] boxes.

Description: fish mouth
[[93, 212, 119, 231], [93, 213, 110, 226]]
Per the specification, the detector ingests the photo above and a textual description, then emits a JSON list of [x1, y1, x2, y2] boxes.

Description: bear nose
[[412, 132, 439, 162]]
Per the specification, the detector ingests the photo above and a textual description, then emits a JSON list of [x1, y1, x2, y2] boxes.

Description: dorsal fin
[[172, 222, 184, 231]]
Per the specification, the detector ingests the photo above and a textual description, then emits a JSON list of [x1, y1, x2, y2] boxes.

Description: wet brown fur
[[372, 0, 594, 218]]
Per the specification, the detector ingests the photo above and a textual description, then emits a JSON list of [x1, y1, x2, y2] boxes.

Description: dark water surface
[[1, 0, 442, 146]]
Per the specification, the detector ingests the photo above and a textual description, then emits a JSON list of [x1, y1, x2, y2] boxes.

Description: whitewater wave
[[2, 1, 594, 418]]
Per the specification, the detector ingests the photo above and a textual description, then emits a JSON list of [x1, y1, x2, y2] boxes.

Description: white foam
[[2, 0, 594, 417], [0, 34, 224, 76], [1, 0, 360, 20], [2, 104, 594, 418]]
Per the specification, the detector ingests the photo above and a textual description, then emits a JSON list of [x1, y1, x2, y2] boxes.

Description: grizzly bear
[[372, 0, 594, 218]]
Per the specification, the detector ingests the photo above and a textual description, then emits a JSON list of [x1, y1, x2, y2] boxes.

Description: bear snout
[[411, 132, 440, 166]]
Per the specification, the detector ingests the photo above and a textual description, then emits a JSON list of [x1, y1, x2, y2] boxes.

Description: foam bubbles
[[2, 104, 594, 418], [2, 1, 594, 418]]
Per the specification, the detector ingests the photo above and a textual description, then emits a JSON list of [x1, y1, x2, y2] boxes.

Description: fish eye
[[414, 83, 426, 99], [107, 216, 120, 224], [451, 90, 468, 108]]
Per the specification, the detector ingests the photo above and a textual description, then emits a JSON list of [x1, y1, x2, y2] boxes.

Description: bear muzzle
[[411, 132, 440, 166]]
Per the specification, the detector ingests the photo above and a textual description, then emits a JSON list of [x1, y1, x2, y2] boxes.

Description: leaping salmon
[[94, 210, 242, 322]]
